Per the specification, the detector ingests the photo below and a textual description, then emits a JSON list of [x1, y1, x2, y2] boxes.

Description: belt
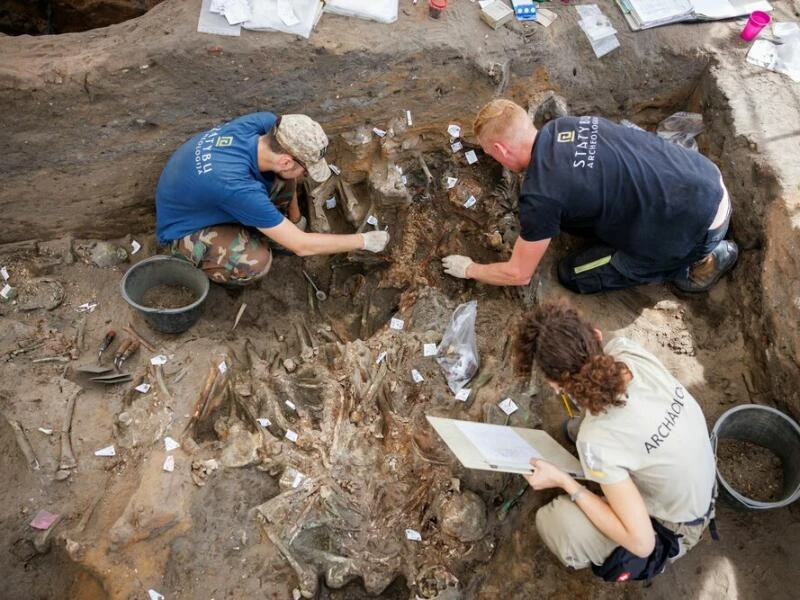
[[681, 499, 720, 540]]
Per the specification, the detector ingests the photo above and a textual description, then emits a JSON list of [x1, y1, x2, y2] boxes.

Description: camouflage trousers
[[166, 180, 295, 286], [168, 225, 273, 286]]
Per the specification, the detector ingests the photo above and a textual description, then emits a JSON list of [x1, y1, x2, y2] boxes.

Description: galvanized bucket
[[712, 404, 800, 510], [120, 255, 209, 334]]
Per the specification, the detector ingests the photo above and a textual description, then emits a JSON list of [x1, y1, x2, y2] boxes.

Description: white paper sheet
[[455, 420, 541, 468], [629, 0, 693, 26], [277, 0, 301, 26], [223, 0, 252, 25], [691, 0, 772, 20], [325, 0, 398, 24], [244, 0, 324, 39], [198, 0, 242, 36]]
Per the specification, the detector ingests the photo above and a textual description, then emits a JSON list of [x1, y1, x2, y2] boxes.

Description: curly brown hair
[[515, 301, 629, 415]]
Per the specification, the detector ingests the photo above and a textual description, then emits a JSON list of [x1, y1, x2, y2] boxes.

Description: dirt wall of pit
[[1, 3, 799, 416]]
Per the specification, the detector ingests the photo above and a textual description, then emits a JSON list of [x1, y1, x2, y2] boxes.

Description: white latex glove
[[292, 215, 308, 232], [443, 255, 474, 279], [362, 230, 390, 253]]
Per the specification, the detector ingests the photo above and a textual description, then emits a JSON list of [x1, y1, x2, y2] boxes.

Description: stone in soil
[[140, 283, 196, 309], [716, 438, 784, 502]]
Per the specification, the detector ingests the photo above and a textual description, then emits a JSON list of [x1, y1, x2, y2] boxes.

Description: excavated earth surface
[[2, 2, 800, 599]]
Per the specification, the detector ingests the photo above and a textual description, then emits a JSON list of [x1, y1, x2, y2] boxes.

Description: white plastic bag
[[324, 0, 398, 24], [656, 112, 704, 152], [436, 301, 480, 394]]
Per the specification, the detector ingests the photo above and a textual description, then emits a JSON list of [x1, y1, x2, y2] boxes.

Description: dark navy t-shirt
[[156, 112, 284, 244], [519, 116, 721, 270]]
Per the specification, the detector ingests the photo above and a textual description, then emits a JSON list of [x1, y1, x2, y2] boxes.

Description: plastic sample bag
[[436, 301, 480, 394], [656, 112, 703, 152]]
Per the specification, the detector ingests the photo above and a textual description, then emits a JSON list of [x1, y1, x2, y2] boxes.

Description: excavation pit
[[1, 3, 800, 600]]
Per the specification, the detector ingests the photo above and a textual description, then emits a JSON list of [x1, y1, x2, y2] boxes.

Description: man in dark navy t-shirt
[[156, 112, 389, 286], [441, 99, 737, 294]]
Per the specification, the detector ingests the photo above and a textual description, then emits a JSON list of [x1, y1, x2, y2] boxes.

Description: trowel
[[89, 373, 133, 384]]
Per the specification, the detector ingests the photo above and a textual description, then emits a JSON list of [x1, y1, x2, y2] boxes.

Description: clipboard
[[427, 416, 585, 479]]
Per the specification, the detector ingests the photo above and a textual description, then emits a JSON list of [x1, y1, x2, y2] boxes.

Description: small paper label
[[455, 388, 471, 402], [95, 445, 116, 457], [135, 383, 151, 393], [291, 472, 303, 488], [406, 110, 413, 126], [285, 400, 297, 411], [148, 591, 165, 600], [376, 351, 387, 364], [450, 141, 463, 153], [164, 437, 180, 452], [423, 343, 438, 357], [367, 215, 378, 227], [285, 430, 298, 443], [405, 528, 422, 541], [38, 427, 54, 435], [150, 355, 168, 366], [163, 455, 175, 472], [465, 150, 478, 165], [447, 124, 462, 138], [329, 164, 341, 175], [463, 195, 477, 209], [389, 317, 404, 331], [0, 284, 11, 299], [0, 267, 8, 280], [30, 509, 59, 530], [373, 127, 386, 137], [75, 302, 97, 313], [131, 240, 142, 255], [218, 361, 227, 374], [446, 177, 458, 190], [257, 417, 271, 428], [498, 398, 519, 415], [325, 196, 337, 209], [411, 369, 424, 383], [400, 175, 408, 185]]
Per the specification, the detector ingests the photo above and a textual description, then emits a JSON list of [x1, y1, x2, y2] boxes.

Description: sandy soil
[[2, 154, 799, 600], [717, 439, 784, 503], [1, 2, 800, 600]]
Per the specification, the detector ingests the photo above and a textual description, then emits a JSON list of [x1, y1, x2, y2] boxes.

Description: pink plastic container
[[740, 11, 771, 41]]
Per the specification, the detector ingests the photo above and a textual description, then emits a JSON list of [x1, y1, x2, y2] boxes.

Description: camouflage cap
[[275, 114, 331, 182]]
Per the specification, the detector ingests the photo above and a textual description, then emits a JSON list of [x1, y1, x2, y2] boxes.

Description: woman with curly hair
[[516, 301, 716, 581]]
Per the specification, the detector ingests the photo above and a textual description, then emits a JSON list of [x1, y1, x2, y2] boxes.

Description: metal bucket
[[120, 255, 209, 334], [711, 404, 800, 510]]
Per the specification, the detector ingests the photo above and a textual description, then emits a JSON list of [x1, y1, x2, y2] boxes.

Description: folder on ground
[[616, 0, 773, 31], [427, 416, 585, 478]]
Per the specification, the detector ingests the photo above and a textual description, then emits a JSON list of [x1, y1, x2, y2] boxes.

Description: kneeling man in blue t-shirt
[[442, 99, 737, 294], [156, 112, 389, 286]]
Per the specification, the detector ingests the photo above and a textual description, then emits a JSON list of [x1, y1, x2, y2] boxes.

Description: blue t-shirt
[[156, 112, 285, 244], [520, 116, 721, 271]]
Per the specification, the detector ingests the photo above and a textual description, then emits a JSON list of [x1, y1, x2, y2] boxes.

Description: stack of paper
[[197, 0, 241, 36], [627, 0, 693, 29], [691, 0, 772, 21], [244, 0, 324, 39], [616, 0, 773, 31], [576, 5, 620, 58]]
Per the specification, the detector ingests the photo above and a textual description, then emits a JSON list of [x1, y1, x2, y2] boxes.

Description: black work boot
[[673, 240, 739, 293]]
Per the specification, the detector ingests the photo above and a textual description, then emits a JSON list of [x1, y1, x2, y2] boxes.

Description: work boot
[[673, 240, 739, 293]]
